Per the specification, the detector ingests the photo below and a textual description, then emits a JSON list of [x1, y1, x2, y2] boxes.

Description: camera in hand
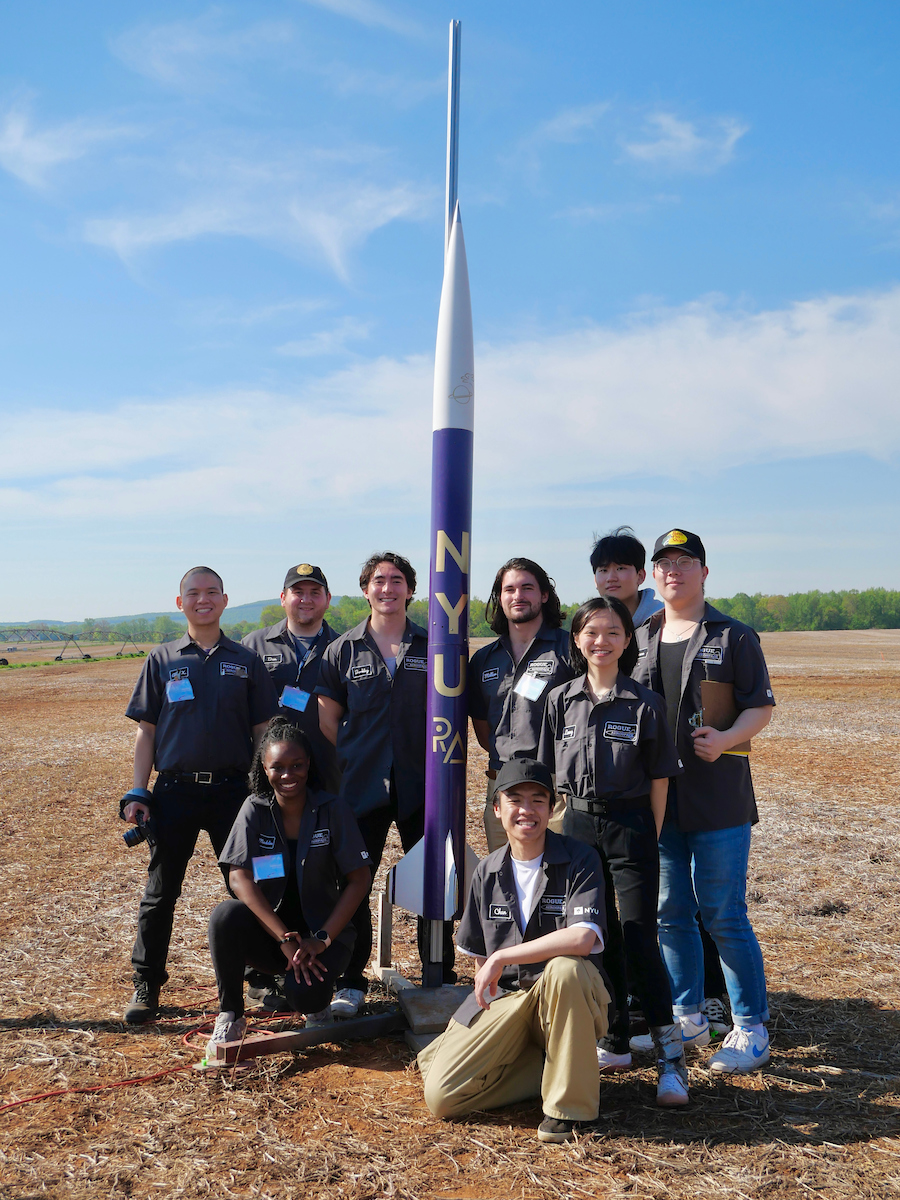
[[123, 813, 158, 849]]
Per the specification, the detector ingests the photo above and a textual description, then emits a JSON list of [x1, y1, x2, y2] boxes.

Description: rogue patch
[[696, 645, 724, 664], [540, 895, 565, 915], [220, 662, 248, 678], [404, 656, 427, 672], [527, 660, 554, 678], [310, 829, 331, 847], [603, 721, 638, 743]]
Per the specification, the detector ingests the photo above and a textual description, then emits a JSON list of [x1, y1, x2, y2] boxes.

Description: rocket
[[387, 22, 476, 988]]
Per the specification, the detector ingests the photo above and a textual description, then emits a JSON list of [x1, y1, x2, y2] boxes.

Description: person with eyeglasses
[[631, 530, 776, 1075]]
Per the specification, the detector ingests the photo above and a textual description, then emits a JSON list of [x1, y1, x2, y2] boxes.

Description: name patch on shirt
[[489, 904, 511, 920], [603, 721, 638, 744], [482, 667, 500, 682], [527, 659, 555, 678], [540, 895, 565, 916], [264, 654, 283, 665], [258, 833, 276, 851], [404, 656, 427, 672], [562, 725, 577, 740], [351, 664, 375, 681], [310, 828, 331, 847], [695, 645, 724, 665], [169, 667, 190, 681], [220, 662, 248, 678], [637, 648, 648, 659]]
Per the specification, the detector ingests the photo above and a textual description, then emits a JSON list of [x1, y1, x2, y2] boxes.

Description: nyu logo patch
[[574, 905, 600, 917], [489, 904, 511, 921]]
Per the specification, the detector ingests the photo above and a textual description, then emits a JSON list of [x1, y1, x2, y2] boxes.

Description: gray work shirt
[[451, 831, 607, 1027], [242, 619, 340, 791], [538, 672, 682, 807], [468, 624, 575, 770], [218, 790, 371, 951], [633, 604, 776, 832], [125, 633, 278, 773], [314, 617, 428, 820]]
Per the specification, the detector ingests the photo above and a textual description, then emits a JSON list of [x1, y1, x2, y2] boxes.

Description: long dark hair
[[248, 716, 322, 799], [569, 596, 638, 677], [485, 557, 563, 636]]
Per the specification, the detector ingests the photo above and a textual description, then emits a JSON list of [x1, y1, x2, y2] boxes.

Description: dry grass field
[[1, 629, 899, 1198]]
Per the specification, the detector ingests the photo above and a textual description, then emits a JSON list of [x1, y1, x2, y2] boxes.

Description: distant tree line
[[8, 588, 896, 646]]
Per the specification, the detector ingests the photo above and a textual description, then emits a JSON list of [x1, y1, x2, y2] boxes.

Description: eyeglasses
[[654, 556, 700, 573]]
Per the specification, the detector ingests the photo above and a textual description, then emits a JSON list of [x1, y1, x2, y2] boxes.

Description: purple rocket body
[[423, 204, 473, 924]]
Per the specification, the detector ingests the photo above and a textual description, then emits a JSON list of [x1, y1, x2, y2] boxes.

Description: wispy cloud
[[278, 316, 372, 356], [0, 98, 134, 188], [314, 62, 442, 106], [111, 10, 294, 92], [4, 287, 899, 524], [82, 148, 434, 281], [296, 0, 422, 38], [512, 102, 610, 179], [561, 194, 680, 222], [621, 112, 748, 173]]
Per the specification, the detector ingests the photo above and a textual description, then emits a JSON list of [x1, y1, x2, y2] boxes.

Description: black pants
[[209, 899, 352, 1019], [561, 802, 674, 1051], [131, 775, 246, 987], [339, 799, 456, 993]]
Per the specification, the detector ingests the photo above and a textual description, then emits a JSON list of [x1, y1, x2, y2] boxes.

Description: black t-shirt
[[278, 840, 306, 934], [659, 640, 688, 740]]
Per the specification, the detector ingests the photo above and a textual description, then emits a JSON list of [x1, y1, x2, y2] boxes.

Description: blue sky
[[2, 1, 899, 619]]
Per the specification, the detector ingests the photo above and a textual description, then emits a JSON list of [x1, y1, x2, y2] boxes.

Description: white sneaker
[[630, 1015, 711, 1055], [204, 1011, 247, 1061], [330, 987, 365, 1018], [596, 1045, 633, 1073], [656, 1062, 690, 1107], [709, 1026, 770, 1074], [702, 995, 732, 1036], [304, 1006, 333, 1028]]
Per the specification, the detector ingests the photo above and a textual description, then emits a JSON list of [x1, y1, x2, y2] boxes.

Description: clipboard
[[700, 680, 751, 756]]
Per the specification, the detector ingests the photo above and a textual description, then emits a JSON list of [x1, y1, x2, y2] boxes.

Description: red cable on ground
[[0, 1064, 194, 1114]]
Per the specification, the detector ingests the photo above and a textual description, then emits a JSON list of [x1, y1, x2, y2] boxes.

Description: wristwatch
[[313, 928, 332, 948]]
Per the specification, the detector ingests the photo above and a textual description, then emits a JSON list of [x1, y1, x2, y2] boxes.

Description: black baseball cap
[[651, 530, 706, 566], [494, 758, 553, 797], [283, 563, 329, 591]]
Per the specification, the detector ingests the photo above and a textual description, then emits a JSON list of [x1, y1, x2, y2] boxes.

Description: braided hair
[[248, 716, 322, 799]]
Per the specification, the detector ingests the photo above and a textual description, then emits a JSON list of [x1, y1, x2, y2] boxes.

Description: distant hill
[[0, 597, 343, 630]]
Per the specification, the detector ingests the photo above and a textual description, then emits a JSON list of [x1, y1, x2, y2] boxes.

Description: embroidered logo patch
[[696, 645, 723, 664], [574, 905, 601, 917], [527, 659, 554, 678], [258, 834, 276, 850], [404, 656, 427, 672], [264, 654, 283, 664], [489, 904, 511, 920], [169, 667, 189, 680], [310, 829, 331, 847], [562, 725, 577, 740], [482, 667, 500, 682], [540, 895, 565, 915], [603, 721, 638, 743], [662, 530, 688, 546], [220, 662, 248, 678], [350, 664, 375, 681]]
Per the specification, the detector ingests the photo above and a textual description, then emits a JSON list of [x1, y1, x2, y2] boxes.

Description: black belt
[[157, 769, 246, 786], [567, 793, 651, 815]]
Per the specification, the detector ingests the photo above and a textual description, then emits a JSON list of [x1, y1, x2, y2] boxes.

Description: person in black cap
[[242, 564, 339, 793], [632, 529, 776, 1076], [119, 566, 279, 1024], [240, 563, 341, 1009], [418, 758, 611, 1145]]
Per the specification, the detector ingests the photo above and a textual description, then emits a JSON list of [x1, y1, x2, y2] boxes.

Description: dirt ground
[[1, 629, 899, 1198]]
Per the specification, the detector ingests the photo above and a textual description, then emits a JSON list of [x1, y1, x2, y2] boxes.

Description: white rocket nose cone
[[433, 207, 474, 433]]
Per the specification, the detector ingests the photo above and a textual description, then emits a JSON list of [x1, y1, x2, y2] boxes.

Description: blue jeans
[[657, 820, 769, 1026]]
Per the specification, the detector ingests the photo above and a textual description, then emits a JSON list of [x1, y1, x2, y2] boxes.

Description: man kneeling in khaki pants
[[419, 759, 611, 1143]]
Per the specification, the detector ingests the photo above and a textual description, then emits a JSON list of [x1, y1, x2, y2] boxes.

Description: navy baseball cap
[[494, 758, 553, 797], [651, 529, 706, 566], [283, 563, 329, 591]]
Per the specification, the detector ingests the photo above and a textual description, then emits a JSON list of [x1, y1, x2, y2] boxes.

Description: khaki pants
[[419, 956, 610, 1121], [483, 774, 568, 854]]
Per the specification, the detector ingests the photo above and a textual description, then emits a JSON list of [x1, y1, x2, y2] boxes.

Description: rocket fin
[[388, 836, 482, 920]]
